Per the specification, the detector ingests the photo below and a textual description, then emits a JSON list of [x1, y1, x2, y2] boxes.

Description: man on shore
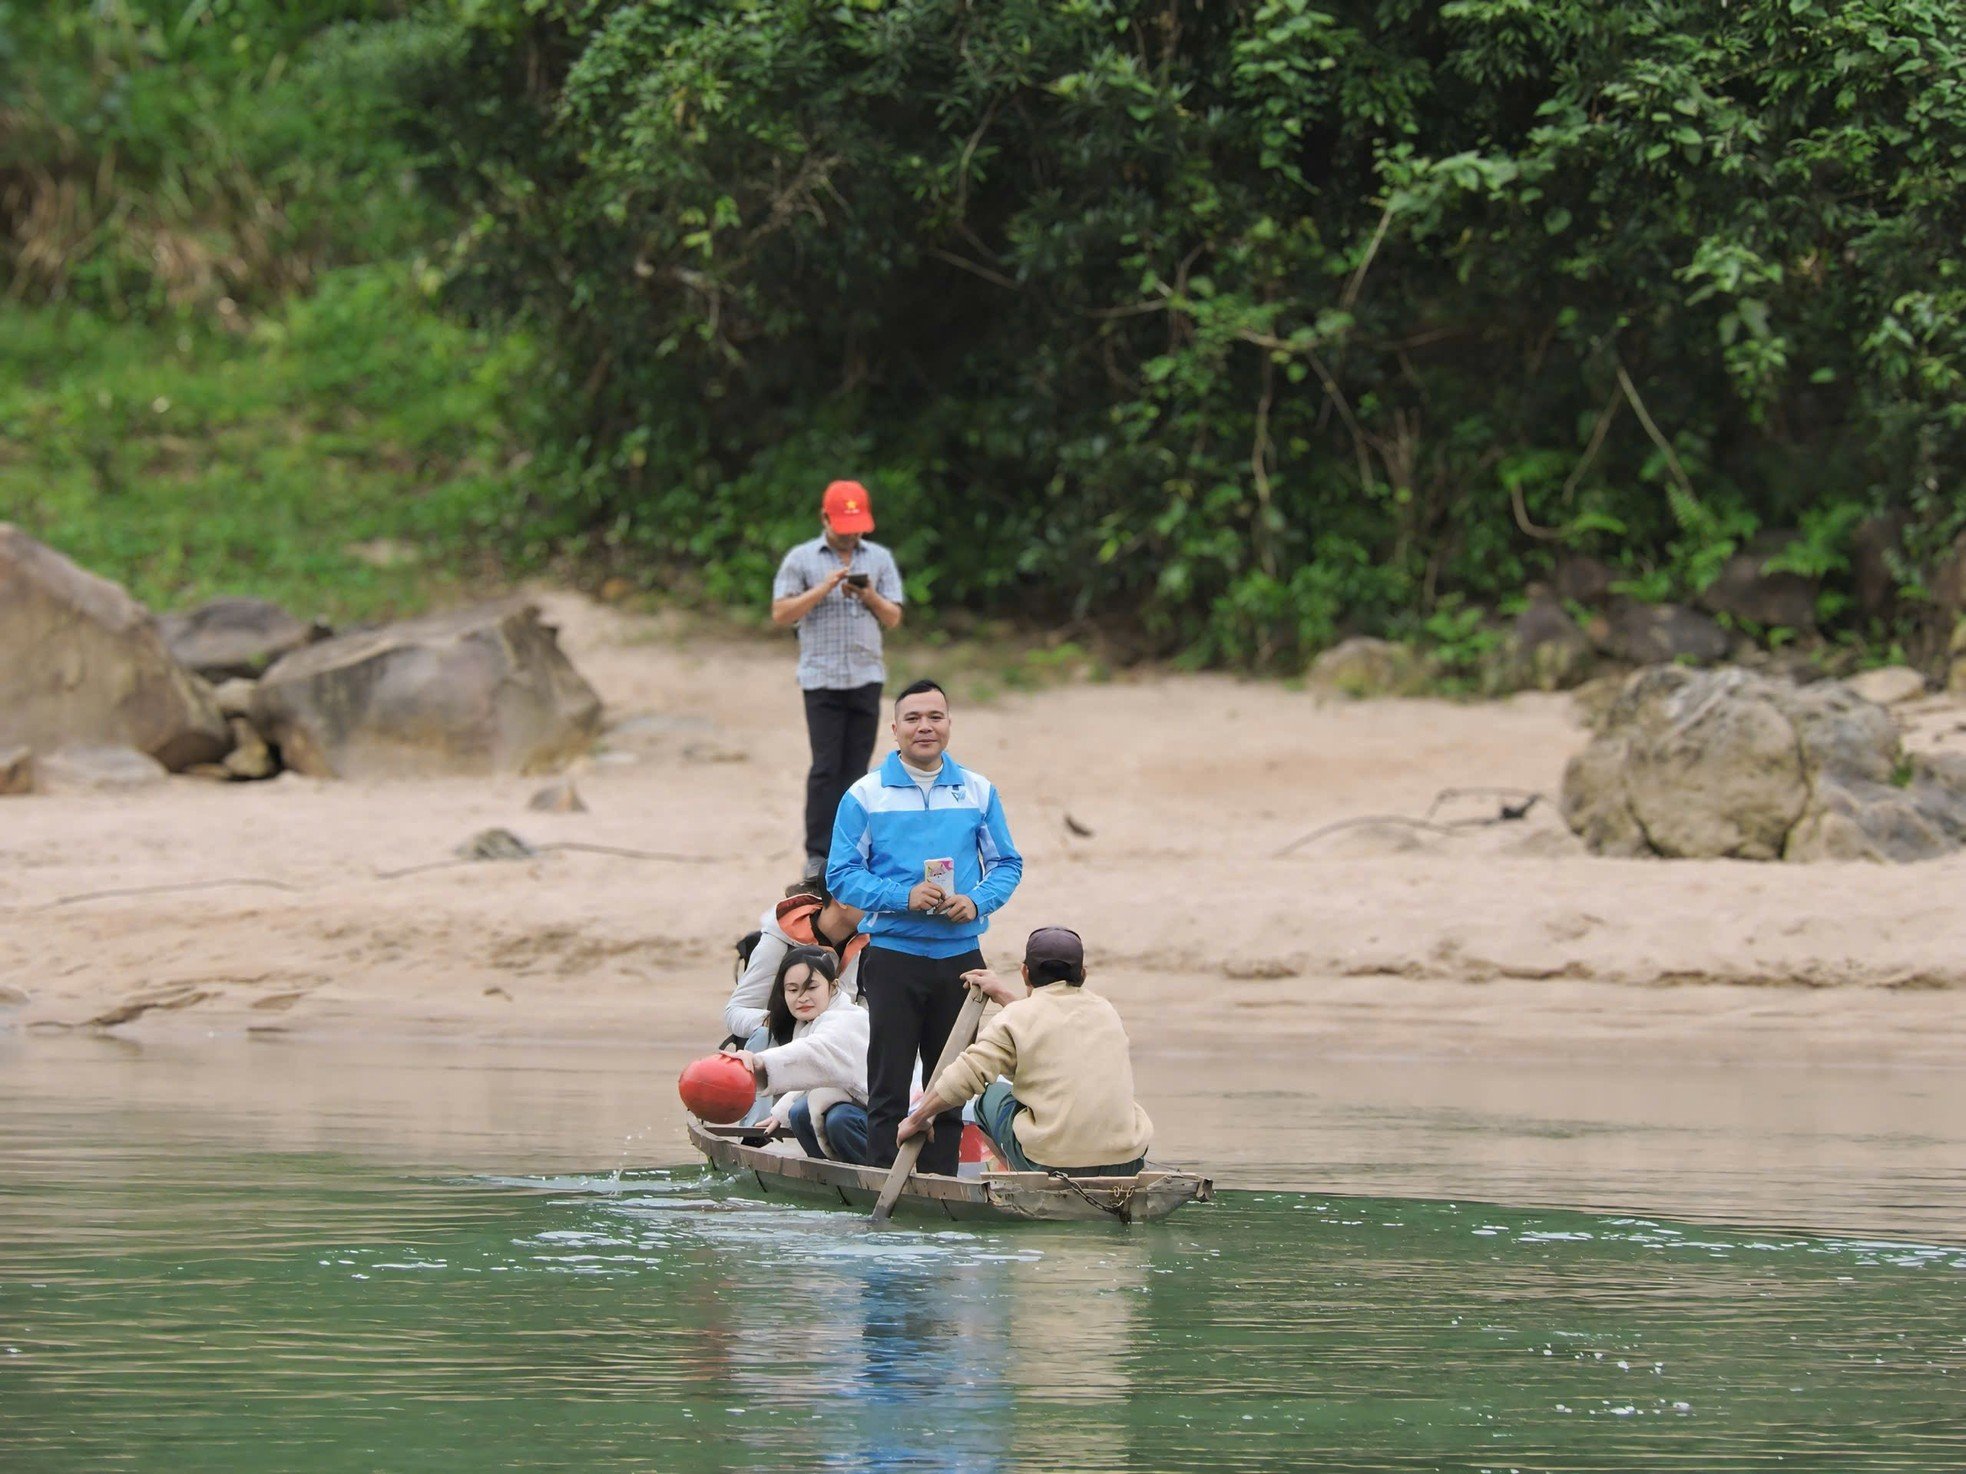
[[897, 927, 1151, 1178], [826, 679, 1023, 1176], [771, 479, 905, 877]]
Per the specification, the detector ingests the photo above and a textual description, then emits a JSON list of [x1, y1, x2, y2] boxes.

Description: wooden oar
[[871, 982, 987, 1223]]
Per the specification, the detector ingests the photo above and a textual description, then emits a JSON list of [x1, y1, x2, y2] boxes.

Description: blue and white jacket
[[826, 752, 1023, 959]]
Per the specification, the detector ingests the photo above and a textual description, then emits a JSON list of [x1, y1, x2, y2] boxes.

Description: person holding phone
[[771, 480, 906, 877]]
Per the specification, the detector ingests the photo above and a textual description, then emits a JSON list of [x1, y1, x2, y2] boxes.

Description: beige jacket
[[931, 984, 1152, 1168]]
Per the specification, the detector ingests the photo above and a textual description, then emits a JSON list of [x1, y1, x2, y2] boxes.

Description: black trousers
[[803, 682, 883, 860], [861, 944, 985, 1176]]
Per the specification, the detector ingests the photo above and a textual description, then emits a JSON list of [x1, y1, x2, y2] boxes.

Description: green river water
[[2, 1039, 1962, 1472]]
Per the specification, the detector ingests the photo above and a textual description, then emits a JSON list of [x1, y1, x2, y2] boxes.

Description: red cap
[[822, 480, 875, 534]]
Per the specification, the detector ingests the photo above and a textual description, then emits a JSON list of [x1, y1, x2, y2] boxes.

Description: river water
[[2, 1036, 1962, 1471]]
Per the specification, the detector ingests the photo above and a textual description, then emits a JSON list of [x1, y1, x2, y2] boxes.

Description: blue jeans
[[787, 1098, 873, 1166], [974, 1080, 1144, 1177]]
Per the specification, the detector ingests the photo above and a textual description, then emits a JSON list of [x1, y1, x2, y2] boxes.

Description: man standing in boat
[[826, 678, 1023, 1177], [896, 926, 1151, 1178], [770, 479, 906, 880]]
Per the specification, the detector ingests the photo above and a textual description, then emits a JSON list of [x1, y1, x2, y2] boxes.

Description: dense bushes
[[0, 0, 442, 313], [0, 3, 534, 621], [390, 0, 1966, 665], [7, 2, 1963, 666]]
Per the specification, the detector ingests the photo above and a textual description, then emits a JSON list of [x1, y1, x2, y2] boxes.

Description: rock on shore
[[1561, 665, 1966, 862], [252, 599, 602, 779]]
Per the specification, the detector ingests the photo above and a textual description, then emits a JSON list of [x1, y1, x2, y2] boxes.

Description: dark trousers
[[862, 944, 985, 1176], [803, 683, 883, 860], [787, 1098, 872, 1165]]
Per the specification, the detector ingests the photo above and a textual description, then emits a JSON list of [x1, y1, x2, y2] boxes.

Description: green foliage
[[0, 266, 537, 620], [359, 0, 1966, 667], [7, 0, 1963, 668], [0, 0, 443, 315]]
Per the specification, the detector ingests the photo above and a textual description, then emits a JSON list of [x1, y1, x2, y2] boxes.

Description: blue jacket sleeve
[[969, 784, 1023, 916], [827, 789, 911, 915]]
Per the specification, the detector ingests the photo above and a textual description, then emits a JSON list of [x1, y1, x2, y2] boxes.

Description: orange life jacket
[[774, 897, 868, 972]]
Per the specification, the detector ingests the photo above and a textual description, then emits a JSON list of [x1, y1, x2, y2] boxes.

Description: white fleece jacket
[[723, 906, 864, 1039], [756, 991, 870, 1126]]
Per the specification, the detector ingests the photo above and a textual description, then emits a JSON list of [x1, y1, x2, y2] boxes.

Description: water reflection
[[4, 1037, 1965, 1472]]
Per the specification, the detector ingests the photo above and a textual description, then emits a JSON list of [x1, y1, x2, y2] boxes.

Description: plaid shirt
[[772, 535, 905, 690]]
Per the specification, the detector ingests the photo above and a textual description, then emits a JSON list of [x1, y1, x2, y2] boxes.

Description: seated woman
[[725, 945, 872, 1165]]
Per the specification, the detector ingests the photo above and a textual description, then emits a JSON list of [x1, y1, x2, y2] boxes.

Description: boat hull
[[687, 1120, 1210, 1224]]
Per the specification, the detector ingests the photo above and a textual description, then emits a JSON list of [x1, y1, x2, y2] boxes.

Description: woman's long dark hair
[[767, 945, 839, 1046]]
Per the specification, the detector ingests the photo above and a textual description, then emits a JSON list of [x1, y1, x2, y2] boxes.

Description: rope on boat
[[1045, 1170, 1135, 1223]]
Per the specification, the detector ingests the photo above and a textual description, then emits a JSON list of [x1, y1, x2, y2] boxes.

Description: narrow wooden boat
[[688, 1119, 1212, 1224]]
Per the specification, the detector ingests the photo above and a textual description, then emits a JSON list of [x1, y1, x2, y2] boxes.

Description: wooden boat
[[688, 1119, 1212, 1224]]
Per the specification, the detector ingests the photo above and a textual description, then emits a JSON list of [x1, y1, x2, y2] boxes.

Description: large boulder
[[1561, 665, 1966, 862], [159, 596, 326, 680], [252, 599, 602, 778], [0, 525, 229, 770]]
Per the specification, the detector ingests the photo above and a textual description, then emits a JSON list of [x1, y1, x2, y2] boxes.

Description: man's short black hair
[[894, 678, 948, 710]]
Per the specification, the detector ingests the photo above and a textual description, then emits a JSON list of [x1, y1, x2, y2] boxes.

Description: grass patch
[[0, 265, 537, 623]]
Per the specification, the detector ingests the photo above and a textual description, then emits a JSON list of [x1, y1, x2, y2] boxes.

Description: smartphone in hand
[[924, 857, 954, 913]]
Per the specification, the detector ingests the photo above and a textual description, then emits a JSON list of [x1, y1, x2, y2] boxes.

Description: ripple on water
[[2, 1131, 1962, 1471]]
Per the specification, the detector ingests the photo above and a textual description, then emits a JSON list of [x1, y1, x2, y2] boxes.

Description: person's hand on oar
[[959, 967, 1026, 1008]]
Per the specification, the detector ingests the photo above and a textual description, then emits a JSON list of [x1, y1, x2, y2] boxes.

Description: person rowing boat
[[896, 926, 1151, 1178]]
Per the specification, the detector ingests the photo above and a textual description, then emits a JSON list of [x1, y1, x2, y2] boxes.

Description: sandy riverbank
[[3, 591, 1965, 1071]]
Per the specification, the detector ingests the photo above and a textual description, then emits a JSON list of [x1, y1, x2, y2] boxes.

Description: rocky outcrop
[[0, 525, 229, 770], [1561, 666, 1966, 862], [252, 599, 602, 778], [159, 596, 327, 680]]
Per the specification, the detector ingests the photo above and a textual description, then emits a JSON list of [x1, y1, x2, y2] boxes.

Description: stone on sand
[[1, 746, 35, 796], [158, 596, 325, 680], [528, 778, 587, 813], [37, 744, 170, 791], [1309, 637, 1428, 698], [1843, 667, 1927, 707]]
